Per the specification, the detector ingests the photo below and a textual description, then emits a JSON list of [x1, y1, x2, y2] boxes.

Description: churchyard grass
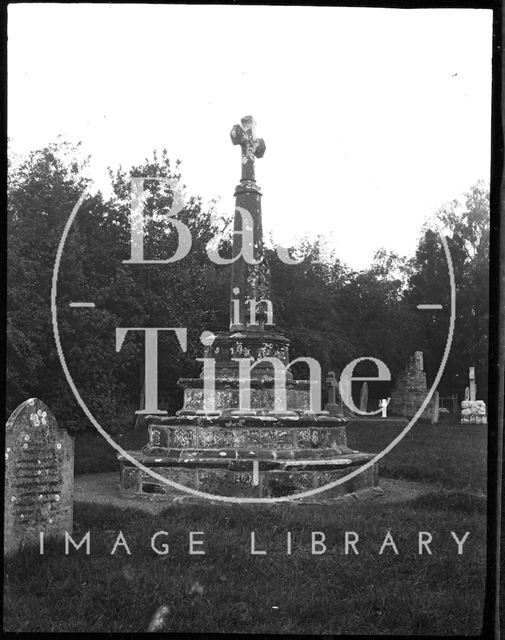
[[74, 430, 147, 475], [347, 421, 487, 493], [4, 495, 486, 633], [4, 419, 488, 634]]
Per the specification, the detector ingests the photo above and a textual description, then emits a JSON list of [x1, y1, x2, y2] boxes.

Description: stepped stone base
[[147, 417, 348, 450], [118, 413, 378, 501], [178, 378, 318, 413], [119, 455, 378, 500]]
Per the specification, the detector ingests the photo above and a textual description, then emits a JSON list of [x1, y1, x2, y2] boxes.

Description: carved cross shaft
[[230, 115, 266, 182], [469, 366, 476, 401]]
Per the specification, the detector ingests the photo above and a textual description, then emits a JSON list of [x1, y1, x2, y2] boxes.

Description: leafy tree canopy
[[6, 142, 489, 430]]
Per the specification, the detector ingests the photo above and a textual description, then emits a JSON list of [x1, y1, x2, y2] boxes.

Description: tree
[[405, 182, 489, 400], [7, 139, 489, 429], [7, 142, 90, 423], [7, 144, 229, 430]]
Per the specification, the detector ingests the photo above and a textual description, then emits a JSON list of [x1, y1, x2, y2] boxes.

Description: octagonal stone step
[[119, 448, 372, 470], [147, 422, 348, 450], [119, 455, 378, 500]]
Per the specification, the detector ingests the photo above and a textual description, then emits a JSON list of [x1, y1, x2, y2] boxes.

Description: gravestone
[[324, 371, 342, 416], [431, 390, 440, 424], [359, 382, 368, 413], [4, 398, 74, 556]]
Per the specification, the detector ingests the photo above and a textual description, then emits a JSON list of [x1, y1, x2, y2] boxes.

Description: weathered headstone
[[325, 370, 342, 416], [359, 382, 368, 413], [431, 390, 440, 424], [4, 399, 74, 556]]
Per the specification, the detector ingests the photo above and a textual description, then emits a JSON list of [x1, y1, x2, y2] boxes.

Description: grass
[[4, 419, 488, 634], [4, 497, 487, 634], [347, 420, 488, 493], [74, 430, 146, 475]]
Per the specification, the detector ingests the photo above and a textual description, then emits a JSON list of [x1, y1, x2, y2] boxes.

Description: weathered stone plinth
[[178, 378, 315, 412], [120, 459, 378, 501], [203, 329, 290, 378], [460, 400, 487, 424], [118, 412, 377, 500], [146, 415, 348, 449]]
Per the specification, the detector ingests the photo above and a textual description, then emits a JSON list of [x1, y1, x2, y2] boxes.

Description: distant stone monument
[[4, 399, 74, 556], [389, 351, 434, 420], [460, 367, 487, 424]]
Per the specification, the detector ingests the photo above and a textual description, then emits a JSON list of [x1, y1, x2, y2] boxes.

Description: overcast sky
[[8, 4, 492, 269]]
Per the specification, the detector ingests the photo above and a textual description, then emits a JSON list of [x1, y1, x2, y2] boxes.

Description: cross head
[[231, 115, 266, 181]]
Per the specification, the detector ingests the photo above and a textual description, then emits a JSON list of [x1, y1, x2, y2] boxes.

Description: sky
[[8, 4, 492, 269]]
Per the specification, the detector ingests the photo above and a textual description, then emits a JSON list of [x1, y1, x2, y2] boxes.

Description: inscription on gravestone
[[4, 398, 74, 556]]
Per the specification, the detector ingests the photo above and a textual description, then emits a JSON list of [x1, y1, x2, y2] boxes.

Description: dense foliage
[[6, 142, 490, 431]]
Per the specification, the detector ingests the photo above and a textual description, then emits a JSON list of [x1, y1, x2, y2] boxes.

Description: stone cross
[[229, 115, 270, 330], [379, 398, 390, 418], [230, 115, 266, 182], [469, 366, 476, 401], [413, 351, 424, 371], [4, 398, 74, 556]]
